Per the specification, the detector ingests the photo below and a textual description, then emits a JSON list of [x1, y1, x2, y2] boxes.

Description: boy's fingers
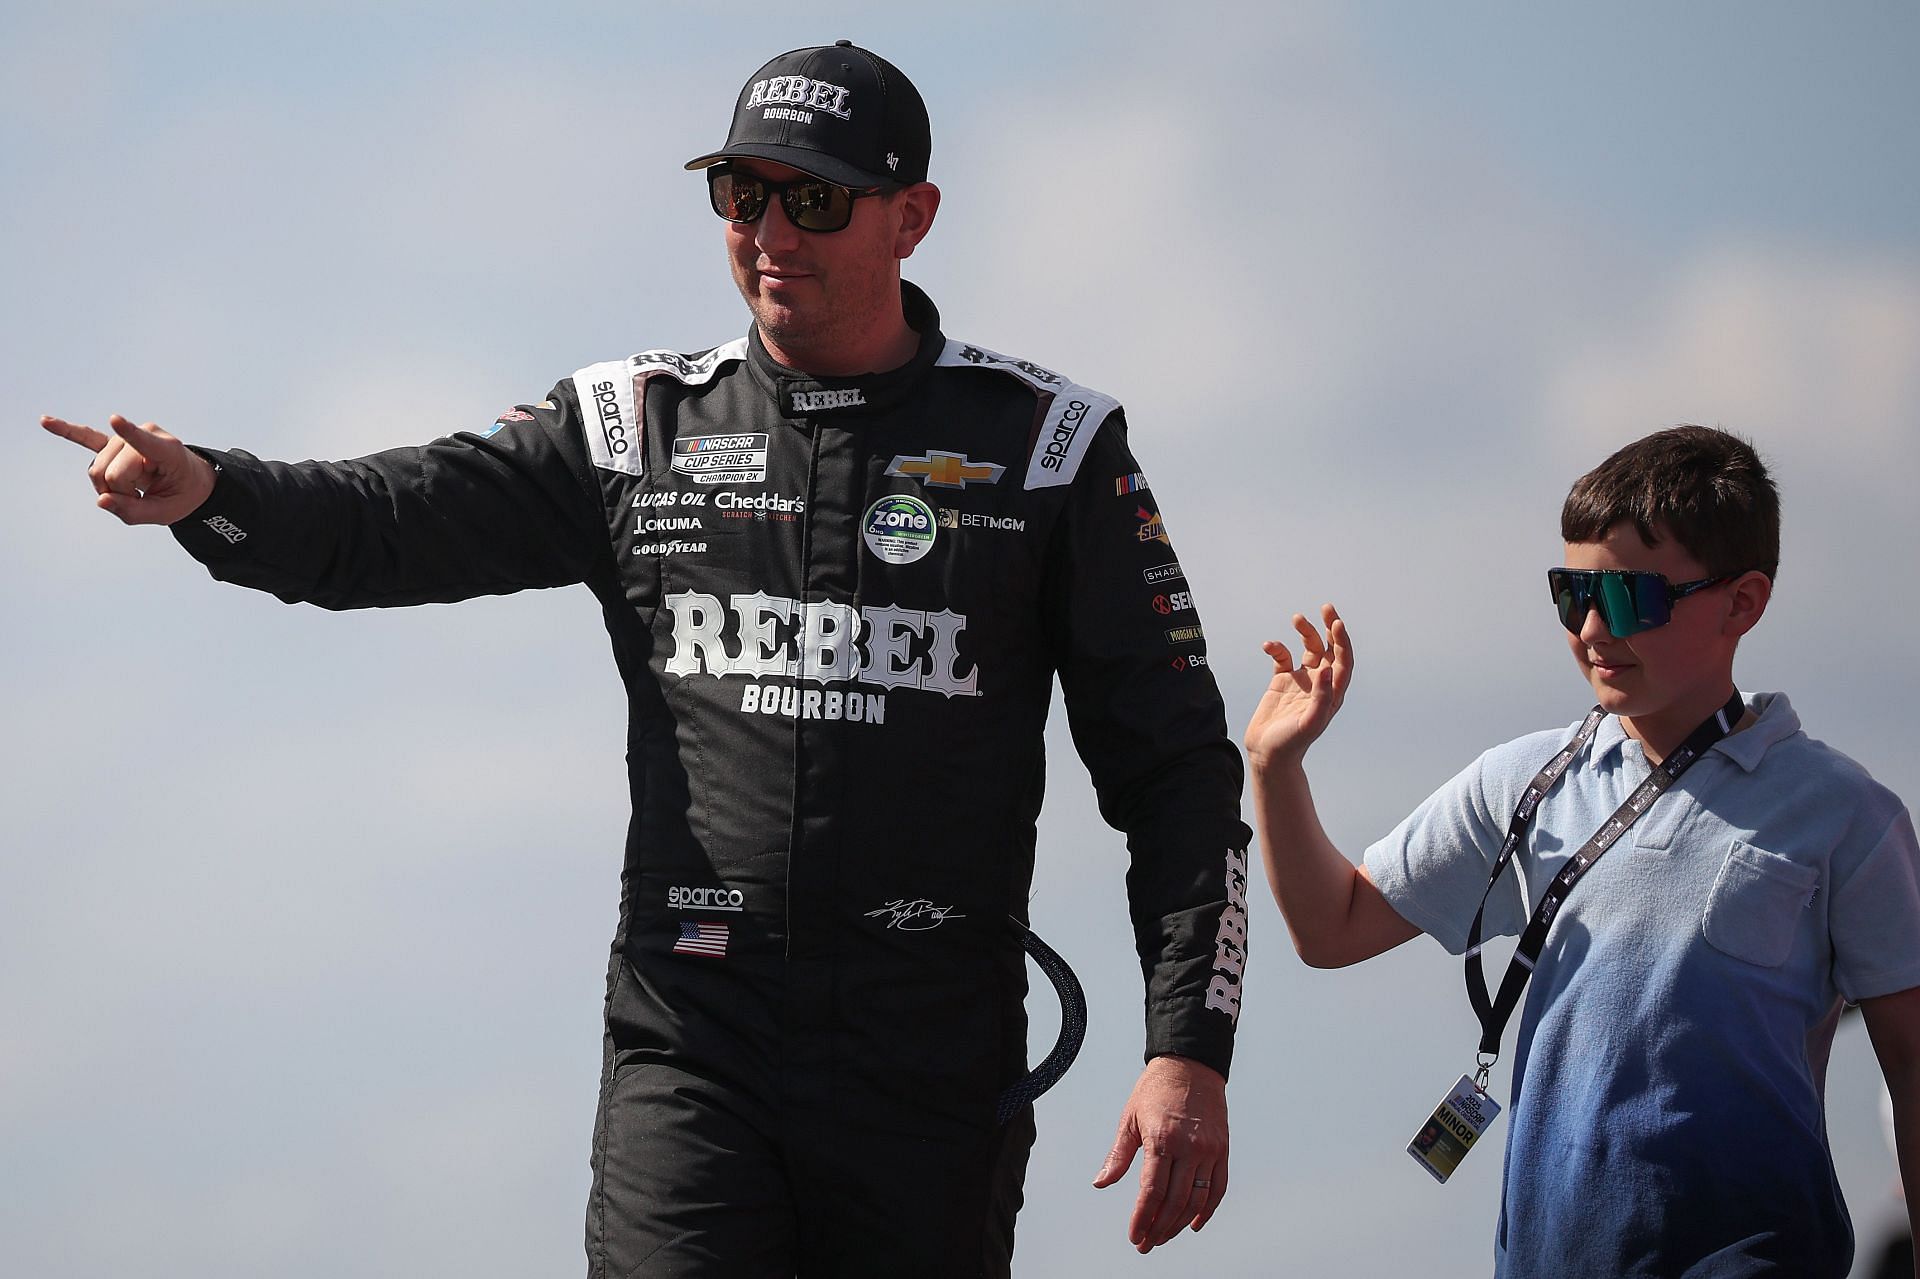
[[1294, 613, 1325, 663]]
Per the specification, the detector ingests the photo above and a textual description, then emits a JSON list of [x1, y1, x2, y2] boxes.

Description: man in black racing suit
[[43, 40, 1251, 1279]]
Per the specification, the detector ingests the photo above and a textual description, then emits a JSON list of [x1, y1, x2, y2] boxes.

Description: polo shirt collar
[[1586, 690, 1797, 773]]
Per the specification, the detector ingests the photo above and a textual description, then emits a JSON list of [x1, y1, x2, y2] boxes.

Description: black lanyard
[[1464, 691, 1746, 1080]]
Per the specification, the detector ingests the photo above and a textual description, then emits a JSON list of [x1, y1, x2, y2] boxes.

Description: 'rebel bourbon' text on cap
[[745, 75, 853, 122]]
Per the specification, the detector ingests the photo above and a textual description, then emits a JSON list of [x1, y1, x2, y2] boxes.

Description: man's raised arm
[[42, 393, 611, 612]]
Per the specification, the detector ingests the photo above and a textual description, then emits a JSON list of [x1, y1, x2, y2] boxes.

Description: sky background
[[6, 2, 1918, 1275]]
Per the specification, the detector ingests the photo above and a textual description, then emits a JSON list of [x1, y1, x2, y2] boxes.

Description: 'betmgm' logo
[[886, 450, 1005, 490], [664, 590, 979, 698], [936, 508, 1026, 533]]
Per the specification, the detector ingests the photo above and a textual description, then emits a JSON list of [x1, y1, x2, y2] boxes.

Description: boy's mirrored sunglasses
[[706, 165, 885, 233], [1548, 568, 1741, 639]]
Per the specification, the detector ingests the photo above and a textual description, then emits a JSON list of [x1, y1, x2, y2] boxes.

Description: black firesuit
[[169, 284, 1252, 1277]]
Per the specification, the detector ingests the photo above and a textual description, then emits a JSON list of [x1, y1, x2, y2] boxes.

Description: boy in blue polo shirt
[[1247, 426, 1920, 1276]]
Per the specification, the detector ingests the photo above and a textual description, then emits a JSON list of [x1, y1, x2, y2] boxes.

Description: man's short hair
[[1561, 425, 1780, 581]]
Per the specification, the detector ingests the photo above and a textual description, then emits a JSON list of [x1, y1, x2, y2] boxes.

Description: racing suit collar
[[746, 281, 944, 420]]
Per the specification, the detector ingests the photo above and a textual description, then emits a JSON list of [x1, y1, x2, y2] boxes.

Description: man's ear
[[892, 182, 941, 260], [1724, 569, 1773, 639]]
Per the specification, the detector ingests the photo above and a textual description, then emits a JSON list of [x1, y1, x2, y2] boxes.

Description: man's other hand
[[42, 414, 216, 525], [1091, 1054, 1228, 1252]]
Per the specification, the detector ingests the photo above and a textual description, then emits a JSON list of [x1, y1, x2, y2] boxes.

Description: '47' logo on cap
[[886, 450, 1006, 490]]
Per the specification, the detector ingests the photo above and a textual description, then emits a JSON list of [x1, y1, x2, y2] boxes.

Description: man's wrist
[[1146, 1053, 1225, 1086]]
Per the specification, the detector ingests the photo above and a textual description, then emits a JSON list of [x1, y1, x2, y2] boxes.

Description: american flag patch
[[1115, 472, 1149, 496], [673, 921, 729, 957]]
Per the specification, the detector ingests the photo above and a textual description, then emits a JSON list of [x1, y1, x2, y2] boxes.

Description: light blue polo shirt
[[1365, 691, 1920, 1277]]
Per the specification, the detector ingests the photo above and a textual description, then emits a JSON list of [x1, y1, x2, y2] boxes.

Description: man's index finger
[[41, 416, 111, 453]]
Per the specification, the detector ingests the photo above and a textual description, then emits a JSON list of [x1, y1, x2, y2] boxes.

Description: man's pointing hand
[[42, 414, 216, 525]]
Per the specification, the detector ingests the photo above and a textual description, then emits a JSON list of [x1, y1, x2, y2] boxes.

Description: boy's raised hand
[[42, 414, 217, 526], [1244, 604, 1352, 768]]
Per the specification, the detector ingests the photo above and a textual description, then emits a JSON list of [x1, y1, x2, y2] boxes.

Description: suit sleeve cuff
[[169, 448, 263, 563]]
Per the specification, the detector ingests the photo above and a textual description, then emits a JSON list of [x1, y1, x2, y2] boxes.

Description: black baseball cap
[[684, 40, 931, 189]]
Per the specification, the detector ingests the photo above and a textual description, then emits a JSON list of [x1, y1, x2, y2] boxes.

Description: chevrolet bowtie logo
[[885, 450, 1007, 490]]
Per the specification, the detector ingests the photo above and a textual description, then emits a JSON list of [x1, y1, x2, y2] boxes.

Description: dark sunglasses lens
[[709, 172, 766, 223], [1624, 572, 1673, 635], [1550, 569, 1680, 638], [783, 181, 854, 231], [1550, 571, 1589, 634]]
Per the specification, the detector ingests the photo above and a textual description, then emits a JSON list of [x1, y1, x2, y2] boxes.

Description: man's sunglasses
[[706, 165, 885, 233], [1548, 568, 1740, 639]]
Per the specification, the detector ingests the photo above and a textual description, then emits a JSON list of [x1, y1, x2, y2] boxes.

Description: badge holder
[[1407, 1055, 1501, 1184]]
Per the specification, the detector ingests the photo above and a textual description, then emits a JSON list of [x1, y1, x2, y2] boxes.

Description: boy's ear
[[1723, 570, 1772, 639]]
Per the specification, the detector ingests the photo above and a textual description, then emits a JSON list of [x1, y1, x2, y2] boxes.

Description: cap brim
[[684, 143, 888, 189]]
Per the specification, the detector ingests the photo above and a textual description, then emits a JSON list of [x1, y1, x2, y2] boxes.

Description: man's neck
[[761, 317, 919, 379]]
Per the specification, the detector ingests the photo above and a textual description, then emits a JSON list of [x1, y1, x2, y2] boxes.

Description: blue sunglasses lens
[[1549, 570, 1669, 638]]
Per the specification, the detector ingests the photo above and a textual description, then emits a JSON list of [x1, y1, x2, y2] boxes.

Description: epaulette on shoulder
[[570, 337, 749, 476], [935, 338, 1120, 489]]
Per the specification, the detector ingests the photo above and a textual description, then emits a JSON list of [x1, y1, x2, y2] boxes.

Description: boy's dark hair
[[1561, 425, 1780, 581]]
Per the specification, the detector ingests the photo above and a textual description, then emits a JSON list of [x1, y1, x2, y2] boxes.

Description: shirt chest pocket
[[1701, 840, 1818, 968]]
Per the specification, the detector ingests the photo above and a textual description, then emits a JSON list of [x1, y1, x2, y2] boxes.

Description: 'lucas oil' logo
[[863, 494, 937, 565]]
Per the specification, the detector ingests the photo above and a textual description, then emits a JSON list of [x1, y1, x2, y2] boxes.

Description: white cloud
[[1543, 243, 1920, 471]]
